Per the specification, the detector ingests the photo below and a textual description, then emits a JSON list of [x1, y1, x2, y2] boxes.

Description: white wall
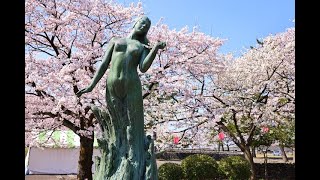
[[26, 147, 101, 175]]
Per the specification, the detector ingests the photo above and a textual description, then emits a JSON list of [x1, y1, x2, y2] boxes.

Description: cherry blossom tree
[[193, 28, 294, 179], [141, 23, 225, 149], [149, 27, 294, 180], [25, 0, 143, 179]]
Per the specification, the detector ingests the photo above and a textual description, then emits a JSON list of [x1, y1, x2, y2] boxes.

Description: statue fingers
[[76, 91, 83, 97], [158, 42, 166, 49], [76, 89, 85, 97], [161, 42, 166, 48]]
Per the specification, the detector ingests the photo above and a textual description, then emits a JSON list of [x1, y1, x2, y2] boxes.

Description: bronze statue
[[76, 16, 166, 180]]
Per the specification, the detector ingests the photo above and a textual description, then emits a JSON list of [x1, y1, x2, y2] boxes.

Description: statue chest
[[114, 38, 142, 58]]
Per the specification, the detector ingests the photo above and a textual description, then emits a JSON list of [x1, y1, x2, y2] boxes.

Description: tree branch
[[172, 119, 209, 133]]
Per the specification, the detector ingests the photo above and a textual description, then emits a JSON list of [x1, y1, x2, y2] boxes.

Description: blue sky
[[118, 0, 295, 57]]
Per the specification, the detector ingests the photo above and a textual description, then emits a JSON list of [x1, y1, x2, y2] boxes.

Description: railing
[[160, 148, 243, 154]]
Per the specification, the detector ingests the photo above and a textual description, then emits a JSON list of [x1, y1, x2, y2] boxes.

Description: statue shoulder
[[109, 37, 121, 44]]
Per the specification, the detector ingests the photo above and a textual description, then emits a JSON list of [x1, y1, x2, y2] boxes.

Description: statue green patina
[[76, 16, 166, 180]]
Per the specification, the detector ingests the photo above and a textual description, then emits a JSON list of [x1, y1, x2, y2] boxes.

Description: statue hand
[[156, 41, 166, 49], [76, 87, 93, 97]]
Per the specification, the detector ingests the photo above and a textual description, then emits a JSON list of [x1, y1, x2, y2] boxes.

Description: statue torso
[[107, 38, 144, 98]]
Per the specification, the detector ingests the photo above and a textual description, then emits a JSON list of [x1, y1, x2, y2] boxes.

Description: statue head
[[132, 15, 151, 36]]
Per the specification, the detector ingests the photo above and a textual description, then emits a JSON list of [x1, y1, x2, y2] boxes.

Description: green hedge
[[181, 154, 219, 180], [158, 162, 183, 180], [218, 156, 251, 180]]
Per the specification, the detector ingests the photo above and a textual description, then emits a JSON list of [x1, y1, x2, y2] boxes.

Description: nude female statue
[[76, 16, 166, 180]]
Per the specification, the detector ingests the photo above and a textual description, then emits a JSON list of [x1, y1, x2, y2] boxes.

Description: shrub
[[218, 156, 251, 180], [181, 154, 219, 180], [158, 162, 183, 180]]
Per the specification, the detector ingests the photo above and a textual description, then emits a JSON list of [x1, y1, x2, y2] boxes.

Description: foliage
[[273, 120, 295, 148], [181, 154, 219, 180], [218, 156, 251, 180], [252, 128, 275, 148], [158, 163, 183, 180]]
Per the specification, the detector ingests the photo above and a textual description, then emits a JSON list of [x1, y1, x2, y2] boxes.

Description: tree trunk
[[252, 146, 256, 157], [92, 106, 158, 180], [244, 146, 257, 180], [263, 150, 268, 180], [279, 145, 288, 162], [77, 134, 94, 180]]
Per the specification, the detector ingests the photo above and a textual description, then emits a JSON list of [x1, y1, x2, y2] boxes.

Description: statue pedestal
[[92, 106, 158, 180]]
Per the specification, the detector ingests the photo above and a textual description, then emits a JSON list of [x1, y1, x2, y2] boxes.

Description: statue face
[[134, 17, 151, 35]]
